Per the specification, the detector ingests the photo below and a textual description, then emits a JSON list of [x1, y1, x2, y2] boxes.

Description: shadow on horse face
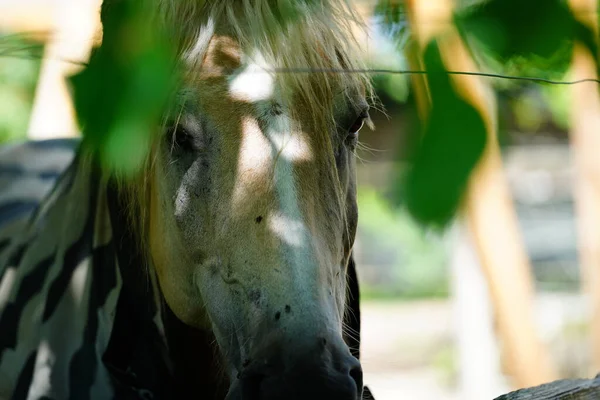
[[139, 3, 371, 399]]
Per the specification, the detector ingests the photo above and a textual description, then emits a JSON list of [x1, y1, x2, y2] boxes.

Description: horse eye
[[347, 114, 367, 138], [166, 122, 194, 151], [348, 118, 364, 135]]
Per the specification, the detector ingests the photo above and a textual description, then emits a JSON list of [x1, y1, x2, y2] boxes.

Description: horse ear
[[343, 252, 361, 360]]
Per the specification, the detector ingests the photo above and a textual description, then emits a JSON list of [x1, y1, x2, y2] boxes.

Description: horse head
[[106, 2, 373, 399]]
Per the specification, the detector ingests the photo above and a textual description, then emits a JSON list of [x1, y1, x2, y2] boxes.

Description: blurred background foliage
[[357, 187, 449, 299], [0, 35, 43, 143]]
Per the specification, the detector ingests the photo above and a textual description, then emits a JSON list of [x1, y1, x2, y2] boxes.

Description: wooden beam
[[569, 0, 600, 374], [454, 28, 558, 392], [0, 5, 53, 35], [405, 0, 558, 389], [495, 375, 600, 400]]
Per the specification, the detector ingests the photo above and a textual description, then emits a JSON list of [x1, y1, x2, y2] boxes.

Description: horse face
[[148, 33, 368, 399]]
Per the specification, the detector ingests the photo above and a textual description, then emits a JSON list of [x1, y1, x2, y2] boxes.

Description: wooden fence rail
[[496, 375, 600, 399]]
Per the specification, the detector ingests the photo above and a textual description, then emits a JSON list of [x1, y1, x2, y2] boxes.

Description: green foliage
[[455, 0, 598, 79], [357, 188, 449, 299], [372, 0, 600, 229], [374, 0, 406, 29], [69, 0, 597, 230], [70, 0, 179, 177], [369, 34, 410, 103], [541, 84, 572, 130], [370, 1, 411, 103], [0, 35, 43, 144], [401, 41, 487, 228], [511, 92, 545, 132]]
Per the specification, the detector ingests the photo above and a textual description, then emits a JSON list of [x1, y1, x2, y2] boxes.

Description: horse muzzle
[[225, 335, 363, 400]]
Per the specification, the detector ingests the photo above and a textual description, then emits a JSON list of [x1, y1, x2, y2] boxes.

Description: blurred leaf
[[0, 33, 45, 62], [374, 0, 406, 28], [374, 73, 410, 103], [512, 93, 544, 132], [70, 0, 178, 176], [374, 0, 410, 53], [401, 40, 487, 228], [357, 187, 449, 299], [0, 34, 43, 143], [369, 0, 411, 104], [541, 83, 572, 131], [455, 0, 598, 78]]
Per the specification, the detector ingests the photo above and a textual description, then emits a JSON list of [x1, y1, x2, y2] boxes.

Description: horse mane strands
[[158, 0, 374, 130]]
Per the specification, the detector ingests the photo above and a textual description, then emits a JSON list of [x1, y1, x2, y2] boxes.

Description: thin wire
[[1, 48, 597, 86], [2, 41, 597, 85], [265, 68, 600, 85], [1, 5, 600, 87]]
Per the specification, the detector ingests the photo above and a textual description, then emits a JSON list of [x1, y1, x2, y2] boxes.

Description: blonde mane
[[161, 1, 373, 122], [98, 0, 374, 253]]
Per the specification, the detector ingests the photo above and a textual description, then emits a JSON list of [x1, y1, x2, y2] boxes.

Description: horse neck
[[106, 180, 228, 399], [161, 301, 229, 398]]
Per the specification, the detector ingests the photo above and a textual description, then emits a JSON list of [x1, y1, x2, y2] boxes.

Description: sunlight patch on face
[[268, 213, 307, 247], [267, 118, 313, 162], [228, 53, 274, 102], [231, 117, 273, 211], [174, 184, 191, 217], [266, 114, 310, 253]]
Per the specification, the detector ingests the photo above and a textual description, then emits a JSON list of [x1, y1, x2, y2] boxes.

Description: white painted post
[[450, 223, 508, 400]]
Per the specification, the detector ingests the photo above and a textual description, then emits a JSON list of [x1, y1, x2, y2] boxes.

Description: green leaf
[[374, 0, 406, 28], [401, 40, 487, 228], [0, 34, 43, 144], [70, 0, 179, 177], [455, 0, 598, 78]]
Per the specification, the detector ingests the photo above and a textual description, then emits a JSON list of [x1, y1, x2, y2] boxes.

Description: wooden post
[[26, 0, 102, 139], [405, 0, 558, 389], [451, 224, 508, 399], [0, 4, 53, 34], [569, 0, 600, 374]]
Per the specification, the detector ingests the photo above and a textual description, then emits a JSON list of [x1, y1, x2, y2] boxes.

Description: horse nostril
[[239, 371, 265, 400]]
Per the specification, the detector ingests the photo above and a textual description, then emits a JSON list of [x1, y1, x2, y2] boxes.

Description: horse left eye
[[348, 115, 366, 137], [166, 122, 197, 151]]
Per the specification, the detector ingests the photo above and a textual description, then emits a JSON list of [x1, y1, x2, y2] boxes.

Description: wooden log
[[495, 375, 600, 400]]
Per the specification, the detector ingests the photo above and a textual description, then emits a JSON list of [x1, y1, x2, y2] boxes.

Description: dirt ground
[[360, 294, 590, 400], [360, 300, 458, 400]]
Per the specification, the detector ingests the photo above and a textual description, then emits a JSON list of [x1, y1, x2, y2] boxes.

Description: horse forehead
[[189, 34, 354, 131]]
